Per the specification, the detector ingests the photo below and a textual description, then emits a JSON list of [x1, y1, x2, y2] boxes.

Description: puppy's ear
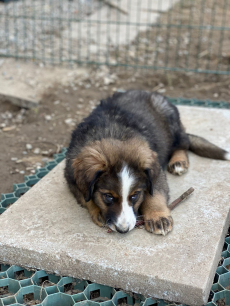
[[144, 168, 154, 195], [85, 170, 103, 202], [144, 151, 161, 196], [72, 144, 107, 201]]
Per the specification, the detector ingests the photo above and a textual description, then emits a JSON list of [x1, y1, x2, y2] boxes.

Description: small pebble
[[30, 170, 35, 174], [157, 88, 166, 93], [3, 126, 15, 132], [26, 143, 33, 150], [54, 100, 60, 105], [42, 157, 49, 162], [33, 148, 40, 154], [104, 77, 114, 85], [11, 157, 18, 161], [26, 167, 34, 171], [23, 151, 28, 155], [65, 118, 75, 126], [45, 115, 52, 121], [20, 170, 25, 174], [213, 93, 219, 98]]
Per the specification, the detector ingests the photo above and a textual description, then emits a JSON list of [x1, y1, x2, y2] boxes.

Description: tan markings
[[92, 191, 109, 214], [72, 137, 160, 196], [129, 189, 142, 196], [72, 137, 159, 176], [140, 193, 173, 235], [167, 149, 189, 176], [169, 150, 189, 165], [85, 200, 105, 227], [98, 189, 119, 198], [72, 145, 108, 182]]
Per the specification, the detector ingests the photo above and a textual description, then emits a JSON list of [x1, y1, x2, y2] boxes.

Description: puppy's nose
[[115, 225, 129, 234]]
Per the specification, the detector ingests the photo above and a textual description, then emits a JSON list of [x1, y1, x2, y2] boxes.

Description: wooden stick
[[101, 0, 128, 15], [168, 187, 194, 210]]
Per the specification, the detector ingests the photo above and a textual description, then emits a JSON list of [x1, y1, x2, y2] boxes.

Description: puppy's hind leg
[[167, 149, 189, 176]]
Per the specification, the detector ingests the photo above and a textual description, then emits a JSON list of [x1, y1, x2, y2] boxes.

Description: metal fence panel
[[0, 0, 230, 74]]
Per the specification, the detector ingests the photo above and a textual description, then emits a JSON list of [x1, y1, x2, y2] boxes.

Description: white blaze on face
[[225, 152, 230, 161], [116, 165, 136, 232]]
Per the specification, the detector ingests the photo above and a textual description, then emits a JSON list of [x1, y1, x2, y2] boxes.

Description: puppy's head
[[72, 138, 160, 233]]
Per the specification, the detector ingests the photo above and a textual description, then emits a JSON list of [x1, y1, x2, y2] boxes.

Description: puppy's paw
[[144, 212, 174, 235], [167, 161, 188, 176], [91, 208, 105, 227]]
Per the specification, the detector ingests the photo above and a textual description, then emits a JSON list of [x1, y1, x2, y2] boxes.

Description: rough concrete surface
[[0, 106, 230, 306]]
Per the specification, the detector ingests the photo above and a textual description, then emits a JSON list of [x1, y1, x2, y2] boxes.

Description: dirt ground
[[0, 60, 230, 196]]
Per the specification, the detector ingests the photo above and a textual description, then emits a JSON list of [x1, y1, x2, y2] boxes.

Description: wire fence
[[0, 0, 230, 74]]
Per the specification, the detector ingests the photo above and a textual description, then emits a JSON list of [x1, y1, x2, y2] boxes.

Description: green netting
[[0, 0, 230, 74]]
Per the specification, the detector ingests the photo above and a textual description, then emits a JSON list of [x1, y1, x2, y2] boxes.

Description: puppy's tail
[[187, 134, 230, 161]]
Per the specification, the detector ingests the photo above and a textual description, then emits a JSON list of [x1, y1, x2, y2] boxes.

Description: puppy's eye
[[129, 191, 140, 203], [103, 193, 114, 205]]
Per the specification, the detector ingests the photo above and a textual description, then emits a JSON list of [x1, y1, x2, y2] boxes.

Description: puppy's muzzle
[[115, 225, 130, 234]]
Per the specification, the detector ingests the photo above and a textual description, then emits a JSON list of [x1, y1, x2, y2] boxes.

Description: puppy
[[65, 90, 230, 235]]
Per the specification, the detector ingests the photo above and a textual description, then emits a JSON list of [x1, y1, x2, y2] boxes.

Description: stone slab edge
[[0, 92, 39, 109], [0, 160, 229, 306]]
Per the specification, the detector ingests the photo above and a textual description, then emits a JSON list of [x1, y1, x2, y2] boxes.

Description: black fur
[[144, 169, 154, 196], [65, 90, 189, 185], [85, 170, 104, 202]]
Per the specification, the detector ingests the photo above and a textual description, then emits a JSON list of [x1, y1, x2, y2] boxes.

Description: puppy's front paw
[[91, 208, 105, 227], [144, 212, 174, 235], [167, 161, 188, 176]]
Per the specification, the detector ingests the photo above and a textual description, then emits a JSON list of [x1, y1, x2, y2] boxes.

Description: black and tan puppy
[[65, 90, 230, 235]]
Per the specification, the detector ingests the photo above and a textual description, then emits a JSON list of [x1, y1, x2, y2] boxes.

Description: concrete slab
[[0, 106, 230, 306], [0, 58, 88, 107]]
